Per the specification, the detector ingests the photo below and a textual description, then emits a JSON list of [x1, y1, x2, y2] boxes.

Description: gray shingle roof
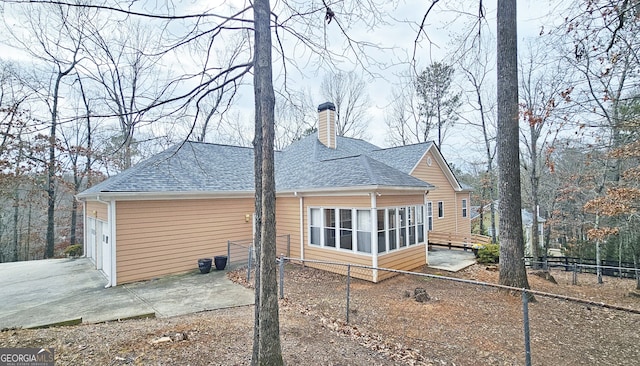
[[80, 142, 255, 195], [367, 142, 434, 174], [79, 133, 442, 197]]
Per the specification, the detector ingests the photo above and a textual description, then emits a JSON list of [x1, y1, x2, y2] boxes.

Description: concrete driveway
[[0, 258, 254, 329]]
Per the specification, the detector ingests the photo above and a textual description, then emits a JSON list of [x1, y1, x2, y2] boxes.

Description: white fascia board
[[278, 185, 430, 197], [77, 190, 254, 201]]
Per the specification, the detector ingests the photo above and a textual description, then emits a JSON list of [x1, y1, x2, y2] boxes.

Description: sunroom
[[304, 202, 429, 282]]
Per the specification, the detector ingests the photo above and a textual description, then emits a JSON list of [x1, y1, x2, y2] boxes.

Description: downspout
[[80, 198, 87, 259], [371, 192, 378, 282], [424, 191, 430, 264], [296, 192, 304, 261], [109, 199, 117, 287]]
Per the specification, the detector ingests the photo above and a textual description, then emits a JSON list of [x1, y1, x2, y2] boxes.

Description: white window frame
[[427, 202, 433, 231], [462, 199, 468, 218], [308, 205, 426, 256], [438, 201, 444, 219]]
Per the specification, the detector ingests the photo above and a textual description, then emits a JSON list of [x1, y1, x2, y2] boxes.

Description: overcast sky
[[0, 0, 569, 170]]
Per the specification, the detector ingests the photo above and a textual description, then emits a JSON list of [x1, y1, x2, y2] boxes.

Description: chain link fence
[[228, 234, 290, 281], [274, 257, 640, 366]]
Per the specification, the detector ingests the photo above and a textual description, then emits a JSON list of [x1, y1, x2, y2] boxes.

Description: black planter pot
[[214, 255, 228, 270], [198, 258, 212, 274]]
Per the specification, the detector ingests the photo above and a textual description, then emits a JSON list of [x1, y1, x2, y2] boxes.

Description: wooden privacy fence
[[428, 231, 491, 250]]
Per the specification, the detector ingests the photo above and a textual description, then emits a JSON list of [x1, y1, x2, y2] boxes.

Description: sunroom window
[[377, 210, 386, 253], [357, 210, 372, 253], [324, 208, 336, 247], [309, 205, 426, 255], [339, 209, 353, 250], [310, 208, 321, 245]]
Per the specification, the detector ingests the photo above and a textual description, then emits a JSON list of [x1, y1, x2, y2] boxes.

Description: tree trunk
[[70, 195, 78, 246], [496, 0, 531, 292], [12, 193, 19, 262], [252, 0, 284, 364], [45, 73, 65, 259]]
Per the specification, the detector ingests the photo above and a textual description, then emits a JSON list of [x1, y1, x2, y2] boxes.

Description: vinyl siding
[[276, 197, 301, 258], [377, 244, 427, 281], [86, 201, 108, 222], [115, 198, 254, 284], [411, 151, 470, 236], [456, 192, 472, 236], [376, 194, 424, 207], [304, 246, 373, 281]]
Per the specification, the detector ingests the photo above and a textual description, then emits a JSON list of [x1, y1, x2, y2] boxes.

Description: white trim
[[78, 186, 430, 202], [299, 195, 304, 260], [109, 199, 117, 287], [78, 190, 254, 201], [370, 193, 378, 282], [424, 194, 429, 264]]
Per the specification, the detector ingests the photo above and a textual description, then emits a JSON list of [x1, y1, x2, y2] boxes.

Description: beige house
[[77, 102, 471, 286]]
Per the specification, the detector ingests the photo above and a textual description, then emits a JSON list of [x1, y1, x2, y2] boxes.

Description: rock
[[628, 290, 640, 298], [532, 270, 558, 284], [174, 332, 188, 341], [486, 265, 499, 272], [414, 288, 431, 303], [403, 290, 411, 298], [150, 336, 172, 345]]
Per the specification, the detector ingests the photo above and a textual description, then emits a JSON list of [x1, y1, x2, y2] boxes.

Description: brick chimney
[[317, 102, 336, 149]]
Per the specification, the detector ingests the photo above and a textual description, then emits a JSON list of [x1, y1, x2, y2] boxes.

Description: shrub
[[64, 244, 83, 257], [477, 243, 499, 264]]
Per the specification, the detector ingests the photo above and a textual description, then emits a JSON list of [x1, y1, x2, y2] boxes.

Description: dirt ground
[[1, 263, 638, 365]]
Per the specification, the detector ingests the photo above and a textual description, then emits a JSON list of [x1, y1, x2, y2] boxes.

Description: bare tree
[[518, 44, 571, 264], [456, 31, 498, 242], [384, 72, 422, 146], [6, 3, 88, 258], [320, 70, 370, 138], [83, 19, 169, 170]]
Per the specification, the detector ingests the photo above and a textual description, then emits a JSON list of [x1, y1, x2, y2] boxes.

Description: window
[[324, 209, 336, 247], [398, 207, 407, 247], [417, 206, 425, 242], [462, 199, 468, 218], [427, 202, 433, 231], [310, 208, 321, 245], [309, 205, 426, 255], [339, 209, 352, 250], [438, 201, 444, 218], [357, 210, 371, 253], [408, 206, 416, 245], [388, 208, 397, 251], [377, 209, 386, 253]]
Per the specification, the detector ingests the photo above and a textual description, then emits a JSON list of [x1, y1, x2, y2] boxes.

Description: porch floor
[[427, 248, 477, 272]]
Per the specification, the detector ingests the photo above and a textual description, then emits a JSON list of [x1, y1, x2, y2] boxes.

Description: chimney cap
[[317, 102, 336, 112]]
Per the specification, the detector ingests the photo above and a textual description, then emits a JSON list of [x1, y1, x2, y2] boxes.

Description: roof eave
[[76, 190, 254, 201], [278, 184, 433, 196]]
